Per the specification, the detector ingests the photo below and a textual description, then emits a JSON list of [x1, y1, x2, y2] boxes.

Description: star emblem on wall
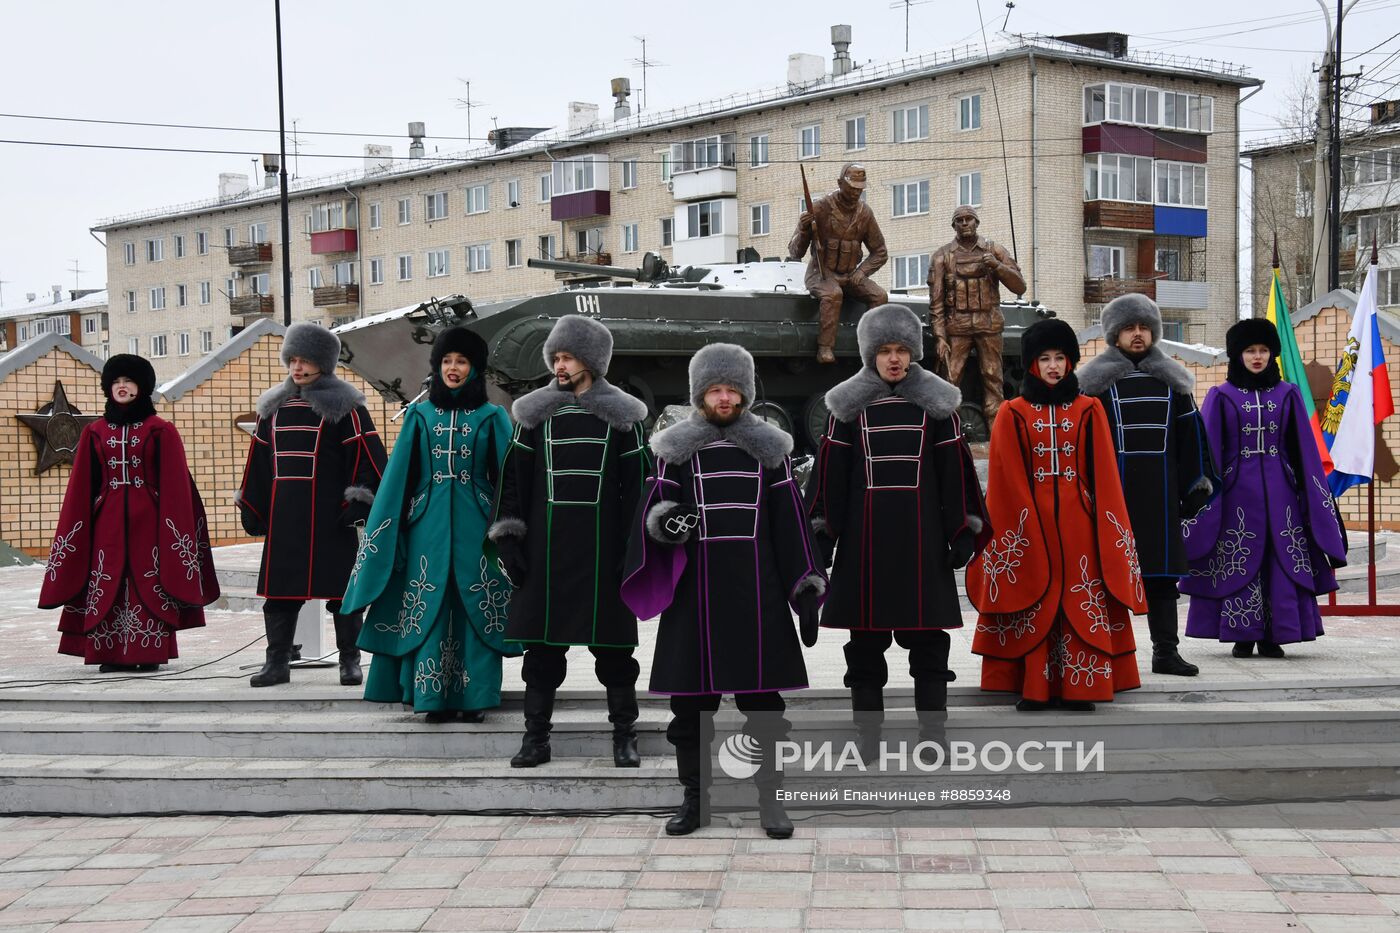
[[16, 380, 100, 474]]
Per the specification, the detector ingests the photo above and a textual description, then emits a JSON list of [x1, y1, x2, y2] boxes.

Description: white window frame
[[196, 231, 209, 255], [957, 171, 983, 208], [622, 223, 640, 253], [83, 317, 98, 335], [427, 249, 450, 278], [844, 116, 867, 152], [176, 284, 188, 307], [892, 104, 929, 143], [507, 178, 521, 208], [145, 238, 164, 262], [893, 253, 932, 290], [537, 235, 556, 260], [199, 281, 211, 305], [332, 261, 355, 286], [750, 203, 771, 236], [368, 202, 382, 229], [749, 134, 770, 168], [659, 151, 672, 182], [799, 124, 821, 160], [621, 159, 638, 189], [123, 242, 136, 266], [687, 200, 724, 239], [425, 191, 448, 222], [200, 330, 214, 353], [466, 184, 489, 214], [466, 243, 491, 273], [538, 173, 552, 202], [958, 94, 982, 131], [369, 257, 384, 285], [149, 334, 167, 359], [552, 155, 607, 195], [249, 273, 270, 295], [308, 268, 324, 289], [892, 180, 930, 218], [1083, 154, 1154, 204], [397, 197, 412, 225], [226, 277, 237, 299], [174, 234, 186, 259], [128, 337, 140, 354], [224, 227, 236, 247], [177, 332, 191, 356], [1155, 161, 1208, 208], [149, 287, 166, 310], [125, 290, 136, 312], [661, 218, 673, 247], [248, 222, 269, 244], [506, 239, 523, 268], [1089, 245, 1126, 279], [397, 254, 412, 281]]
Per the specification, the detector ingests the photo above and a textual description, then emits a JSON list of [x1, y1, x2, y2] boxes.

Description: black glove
[[239, 511, 267, 537], [647, 502, 700, 545], [796, 588, 821, 647], [948, 534, 977, 570], [338, 500, 370, 528], [1327, 553, 1347, 570], [1181, 484, 1213, 520], [495, 535, 529, 588]]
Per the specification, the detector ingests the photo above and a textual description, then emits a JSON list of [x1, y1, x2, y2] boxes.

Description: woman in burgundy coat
[[39, 354, 219, 672]]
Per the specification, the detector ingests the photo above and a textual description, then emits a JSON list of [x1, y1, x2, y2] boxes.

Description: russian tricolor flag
[[1323, 260, 1395, 497]]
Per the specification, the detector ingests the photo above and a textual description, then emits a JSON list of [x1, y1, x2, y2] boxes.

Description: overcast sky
[[1, 0, 1397, 307]]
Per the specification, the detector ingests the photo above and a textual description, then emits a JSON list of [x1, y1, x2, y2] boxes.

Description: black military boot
[[510, 686, 554, 768], [1147, 591, 1198, 676], [665, 742, 708, 836], [250, 608, 297, 687], [606, 685, 641, 768], [914, 671, 953, 747], [332, 610, 364, 686], [1232, 641, 1255, 658], [850, 685, 884, 766], [1257, 640, 1286, 659]]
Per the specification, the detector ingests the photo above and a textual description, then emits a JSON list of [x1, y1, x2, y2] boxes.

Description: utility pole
[[1311, 0, 1361, 300], [1329, 0, 1344, 292], [274, 0, 292, 326]]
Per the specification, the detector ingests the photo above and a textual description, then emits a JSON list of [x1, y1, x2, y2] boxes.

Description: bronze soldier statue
[[928, 206, 1026, 423], [788, 163, 888, 364]]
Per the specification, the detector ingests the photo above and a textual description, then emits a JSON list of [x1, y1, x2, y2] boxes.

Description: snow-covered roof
[[0, 290, 107, 323]]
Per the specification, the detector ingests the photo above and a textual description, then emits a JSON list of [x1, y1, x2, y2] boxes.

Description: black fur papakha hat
[[431, 326, 489, 373], [1226, 317, 1281, 360], [689, 342, 756, 407], [281, 321, 341, 374], [856, 304, 925, 369], [1100, 292, 1163, 345], [542, 315, 613, 378], [1021, 318, 1081, 371], [101, 353, 157, 400]]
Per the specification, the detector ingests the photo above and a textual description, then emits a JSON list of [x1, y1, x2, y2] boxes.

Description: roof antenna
[[1002, 1, 1015, 31]]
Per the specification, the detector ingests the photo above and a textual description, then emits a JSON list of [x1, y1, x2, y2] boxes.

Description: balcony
[[312, 285, 359, 308], [548, 252, 613, 280], [310, 228, 358, 255], [550, 190, 610, 222], [1156, 280, 1210, 310], [671, 165, 738, 202], [1084, 277, 1156, 304], [228, 243, 273, 266], [1084, 201, 1153, 231], [230, 294, 275, 318]]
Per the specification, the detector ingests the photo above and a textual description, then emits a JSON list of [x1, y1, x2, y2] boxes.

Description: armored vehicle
[[334, 252, 1051, 447]]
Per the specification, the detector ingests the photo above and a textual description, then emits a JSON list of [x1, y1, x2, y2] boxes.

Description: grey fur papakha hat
[[281, 322, 341, 374], [1100, 292, 1162, 345], [542, 315, 614, 377], [856, 304, 925, 369], [689, 343, 756, 407]]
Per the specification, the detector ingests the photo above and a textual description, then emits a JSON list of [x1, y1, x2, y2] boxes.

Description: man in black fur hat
[[808, 305, 990, 758], [1077, 294, 1218, 677], [622, 343, 826, 839], [236, 322, 387, 688], [488, 315, 651, 768]]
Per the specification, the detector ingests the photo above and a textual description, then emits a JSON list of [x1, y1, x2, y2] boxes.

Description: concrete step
[[2, 742, 1396, 816]]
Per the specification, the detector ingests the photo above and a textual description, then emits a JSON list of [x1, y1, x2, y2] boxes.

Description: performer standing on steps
[[488, 315, 651, 768], [1076, 294, 1218, 677], [622, 343, 825, 839], [806, 305, 989, 759], [967, 319, 1145, 711], [341, 327, 518, 722], [40, 354, 219, 672], [1181, 318, 1347, 658], [235, 322, 387, 688]]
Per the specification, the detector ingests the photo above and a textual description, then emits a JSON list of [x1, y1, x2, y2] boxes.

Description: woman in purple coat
[[1181, 319, 1346, 658]]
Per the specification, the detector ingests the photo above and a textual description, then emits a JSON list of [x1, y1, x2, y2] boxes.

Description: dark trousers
[[668, 692, 788, 791], [264, 598, 343, 614], [843, 628, 952, 689], [521, 644, 639, 692], [1145, 578, 1181, 652]]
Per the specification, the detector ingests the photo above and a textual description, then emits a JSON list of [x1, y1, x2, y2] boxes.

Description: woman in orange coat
[[967, 319, 1145, 711]]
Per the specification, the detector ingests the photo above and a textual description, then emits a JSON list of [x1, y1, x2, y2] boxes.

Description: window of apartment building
[[1084, 83, 1213, 133], [427, 249, 450, 277], [200, 330, 213, 353], [799, 124, 821, 160], [506, 239, 523, 268], [174, 234, 186, 259], [750, 204, 770, 236], [226, 275, 237, 298], [199, 281, 211, 304], [84, 317, 98, 335], [369, 257, 385, 285], [576, 228, 604, 256], [687, 200, 723, 238], [661, 218, 673, 247], [149, 287, 166, 310], [196, 231, 209, 255], [176, 284, 188, 307], [123, 242, 136, 265], [308, 268, 324, 289], [397, 197, 412, 225], [467, 243, 491, 272], [466, 184, 489, 214], [1156, 249, 1182, 280], [1344, 148, 1399, 186], [178, 332, 191, 356], [538, 173, 552, 202], [749, 134, 770, 168], [1156, 162, 1207, 208], [368, 202, 382, 229], [250, 273, 270, 294], [621, 159, 638, 189], [150, 334, 167, 358], [552, 155, 607, 195], [671, 135, 735, 173], [538, 235, 556, 260], [845, 116, 866, 151], [621, 224, 640, 253], [425, 192, 448, 222], [959, 94, 982, 131], [145, 238, 164, 262], [893, 104, 929, 142], [128, 337, 140, 354], [1089, 245, 1126, 279], [333, 261, 355, 285], [507, 178, 521, 207], [248, 222, 269, 244], [659, 151, 672, 182], [224, 227, 236, 247], [397, 254, 413, 280], [1377, 268, 1400, 307], [1083, 154, 1153, 203], [957, 171, 982, 208], [893, 254, 932, 290], [892, 180, 930, 217], [1162, 91, 1213, 132], [1359, 212, 1400, 248], [311, 202, 352, 232]]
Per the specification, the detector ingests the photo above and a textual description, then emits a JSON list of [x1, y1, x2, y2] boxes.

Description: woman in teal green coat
[[341, 327, 518, 723]]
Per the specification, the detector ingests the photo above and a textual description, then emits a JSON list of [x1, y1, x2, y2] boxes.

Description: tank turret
[[526, 252, 671, 284]]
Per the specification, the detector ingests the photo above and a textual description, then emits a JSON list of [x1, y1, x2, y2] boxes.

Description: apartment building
[[0, 288, 109, 357], [1246, 101, 1400, 315], [95, 30, 1258, 379]]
